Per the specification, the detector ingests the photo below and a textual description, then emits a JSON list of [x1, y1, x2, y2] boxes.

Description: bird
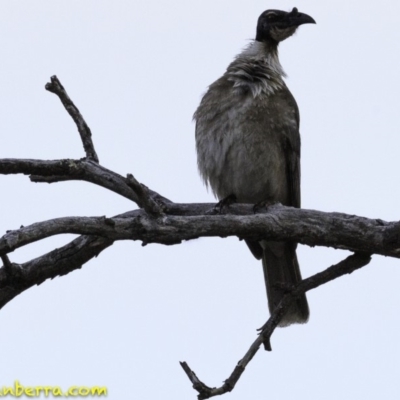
[[194, 8, 315, 326]]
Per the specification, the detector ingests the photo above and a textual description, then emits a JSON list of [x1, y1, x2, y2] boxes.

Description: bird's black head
[[256, 7, 315, 44]]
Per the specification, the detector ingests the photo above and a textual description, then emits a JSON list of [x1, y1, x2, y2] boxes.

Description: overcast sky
[[1, 1, 400, 399]]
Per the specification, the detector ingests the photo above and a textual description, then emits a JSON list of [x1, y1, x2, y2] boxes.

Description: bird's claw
[[214, 194, 237, 214]]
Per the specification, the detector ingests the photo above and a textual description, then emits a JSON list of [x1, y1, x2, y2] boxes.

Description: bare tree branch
[[0, 204, 399, 258], [181, 253, 372, 399], [0, 158, 169, 206], [1, 254, 13, 276], [45, 75, 99, 163], [0, 76, 394, 398], [0, 234, 113, 310], [126, 173, 164, 215]]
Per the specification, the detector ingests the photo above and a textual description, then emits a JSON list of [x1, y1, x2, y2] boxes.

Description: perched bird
[[194, 8, 315, 326]]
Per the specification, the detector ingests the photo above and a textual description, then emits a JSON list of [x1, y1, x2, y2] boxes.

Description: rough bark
[[0, 76, 393, 399]]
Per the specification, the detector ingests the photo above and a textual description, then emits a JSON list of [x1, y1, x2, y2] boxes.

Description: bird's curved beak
[[287, 7, 316, 27]]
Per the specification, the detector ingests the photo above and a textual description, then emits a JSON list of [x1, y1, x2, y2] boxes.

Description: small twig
[[180, 362, 218, 399], [1, 254, 12, 273], [181, 252, 372, 399], [0, 254, 24, 283], [126, 174, 164, 216], [45, 75, 99, 163]]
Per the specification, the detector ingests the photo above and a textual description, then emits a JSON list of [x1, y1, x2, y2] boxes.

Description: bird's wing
[[281, 85, 301, 209], [285, 129, 301, 208], [245, 85, 301, 260]]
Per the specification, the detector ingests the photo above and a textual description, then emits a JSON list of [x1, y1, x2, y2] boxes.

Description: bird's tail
[[262, 241, 309, 326]]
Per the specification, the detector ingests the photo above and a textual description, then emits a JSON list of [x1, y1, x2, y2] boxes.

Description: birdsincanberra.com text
[[0, 381, 107, 397]]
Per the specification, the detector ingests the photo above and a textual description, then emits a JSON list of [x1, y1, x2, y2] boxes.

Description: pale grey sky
[[1, 1, 400, 399]]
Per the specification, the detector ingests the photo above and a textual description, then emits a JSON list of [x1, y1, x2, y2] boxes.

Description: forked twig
[[180, 253, 371, 399], [126, 173, 164, 215]]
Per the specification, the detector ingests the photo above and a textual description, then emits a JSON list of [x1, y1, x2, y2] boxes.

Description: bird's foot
[[214, 194, 237, 214], [253, 200, 275, 214]]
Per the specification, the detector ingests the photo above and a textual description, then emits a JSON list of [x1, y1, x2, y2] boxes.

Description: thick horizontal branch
[[0, 203, 398, 258], [0, 201, 389, 312]]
